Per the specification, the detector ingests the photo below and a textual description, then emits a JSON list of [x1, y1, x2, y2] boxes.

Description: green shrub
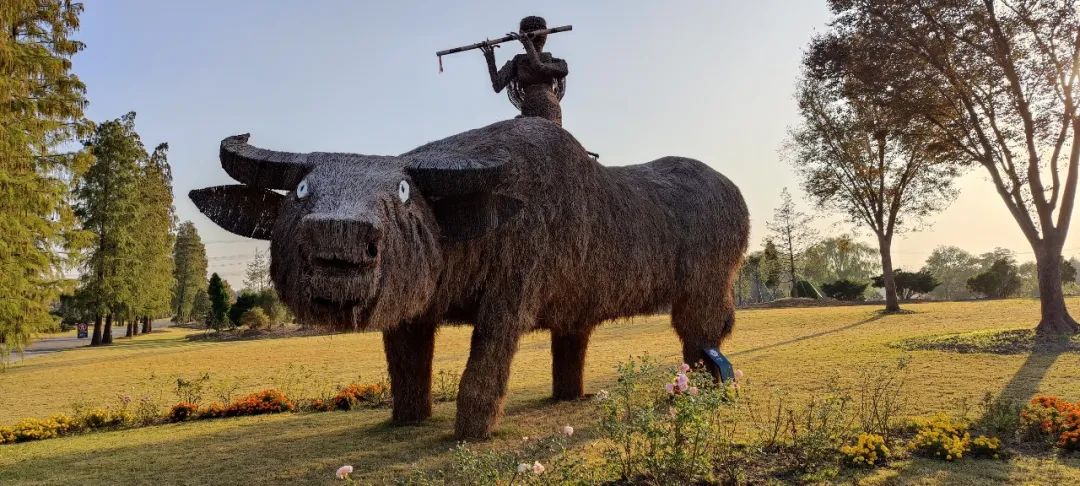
[[974, 393, 1020, 442], [821, 279, 868, 301], [598, 358, 736, 483], [239, 308, 270, 329]]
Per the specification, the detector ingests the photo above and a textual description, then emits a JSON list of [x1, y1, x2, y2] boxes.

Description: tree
[[792, 32, 960, 312], [172, 222, 208, 323], [206, 273, 230, 330], [873, 270, 941, 300], [921, 246, 981, 300], [0, 0, 92, 362], [824, 0, 1080, 333], [968, 259, 1022, 299], [130, 143, 175, 334], [243, 249, 271, 292], [821, 279, 870, 301], [1062, 259, 1076, 284], [766, 188, 818, 296], [75, 113, 146, 346], [802, 235, 880, 286]]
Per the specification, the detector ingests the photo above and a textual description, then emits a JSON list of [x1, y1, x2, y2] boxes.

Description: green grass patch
[[894, 328, 1080, 355]]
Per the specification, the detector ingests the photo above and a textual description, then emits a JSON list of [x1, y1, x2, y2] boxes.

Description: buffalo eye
[[398, 180, 410, 203], [296, 178, 310, 199]]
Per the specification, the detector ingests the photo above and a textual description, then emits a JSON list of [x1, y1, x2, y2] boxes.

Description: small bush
[[224, 389, 294, 417], [239, 308, 270, 329], [76, 408, 127, 430], [840, 433, 889, 467], [169, 402, 199, 422], [908, 413, 970, 461], [332, 382, 390, 410], [976, 392, 1021, 440], [434, 369, 460, 403], [969, 435, 1002, 459]]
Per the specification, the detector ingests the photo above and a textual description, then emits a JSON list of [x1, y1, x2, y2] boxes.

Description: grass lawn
[[2, 298, 1080, 484]]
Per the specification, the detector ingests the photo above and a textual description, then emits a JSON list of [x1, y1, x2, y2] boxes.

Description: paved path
[[13, 319, 175, 362]]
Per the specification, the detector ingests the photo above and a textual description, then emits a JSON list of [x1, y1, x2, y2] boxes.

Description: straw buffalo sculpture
[[190, 117, 750, 439]]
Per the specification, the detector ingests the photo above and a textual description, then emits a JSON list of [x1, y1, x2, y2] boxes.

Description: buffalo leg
[[382, 323, 436, 424], [455, 326, 523, 440], [551, 328, 591, 400]]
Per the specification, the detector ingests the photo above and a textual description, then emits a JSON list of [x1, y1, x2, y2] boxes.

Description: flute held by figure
[[436, 25, 572, 61]]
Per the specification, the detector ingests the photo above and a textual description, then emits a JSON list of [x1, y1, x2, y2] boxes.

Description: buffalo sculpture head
[[190, 134, 522, 330]]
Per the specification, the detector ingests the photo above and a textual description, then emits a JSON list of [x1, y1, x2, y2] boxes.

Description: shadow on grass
[[731, 311, 888, 358], [995, 347, 1065, 404], [0, 399, 598, 486]]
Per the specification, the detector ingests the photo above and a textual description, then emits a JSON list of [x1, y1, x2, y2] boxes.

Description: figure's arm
[[481, 44, 514, 93], [515, 33, 569, 78]]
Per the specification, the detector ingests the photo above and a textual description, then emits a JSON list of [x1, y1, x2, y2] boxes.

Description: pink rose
[[679, 363, 691, 373], [336, 465, 353, 480], [688, 386, 699, 396], [664, 383, 675, 394]]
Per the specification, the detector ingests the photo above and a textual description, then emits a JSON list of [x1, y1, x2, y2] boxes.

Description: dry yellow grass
[[2, 298, 1080, 484]]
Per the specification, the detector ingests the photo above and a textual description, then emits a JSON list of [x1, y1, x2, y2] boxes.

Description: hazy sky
[[72, 1, 1080, 285]]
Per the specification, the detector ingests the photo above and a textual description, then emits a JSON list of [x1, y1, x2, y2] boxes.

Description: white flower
[[688, 386, 699, 396], [517, 463, 530, 473], [532, 461, 545, 474], [595, 390, 609, 401], [734, 369, 744, 380], [561, 425, 574, 437], [336, 465, 353, 480]]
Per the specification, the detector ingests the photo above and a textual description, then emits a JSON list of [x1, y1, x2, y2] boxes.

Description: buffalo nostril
[[366, 242, 379, 259]]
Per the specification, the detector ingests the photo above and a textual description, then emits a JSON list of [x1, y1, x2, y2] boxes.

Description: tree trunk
[[1034, 244, 1079, 335], [102, 313, 113, 345], [142, 317, 151, 334], [91, 314, 103, 346], [877, 234, 900, 312], [125, 320, 133, 337]]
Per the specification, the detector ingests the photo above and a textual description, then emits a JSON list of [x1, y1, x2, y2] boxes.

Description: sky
[[71, 0, 1080, 285]]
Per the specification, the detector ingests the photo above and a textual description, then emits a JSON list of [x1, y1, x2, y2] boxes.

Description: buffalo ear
[[429, 193, 523, 241], [189, 185, 283, 240]]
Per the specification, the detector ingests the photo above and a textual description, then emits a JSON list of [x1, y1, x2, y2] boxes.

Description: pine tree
[[0, 1, 93, 362], [207, 273, 230, 330], [75, 113, 146, 345], [131, 143, 175, 334], [172, 221, 208, 322]]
